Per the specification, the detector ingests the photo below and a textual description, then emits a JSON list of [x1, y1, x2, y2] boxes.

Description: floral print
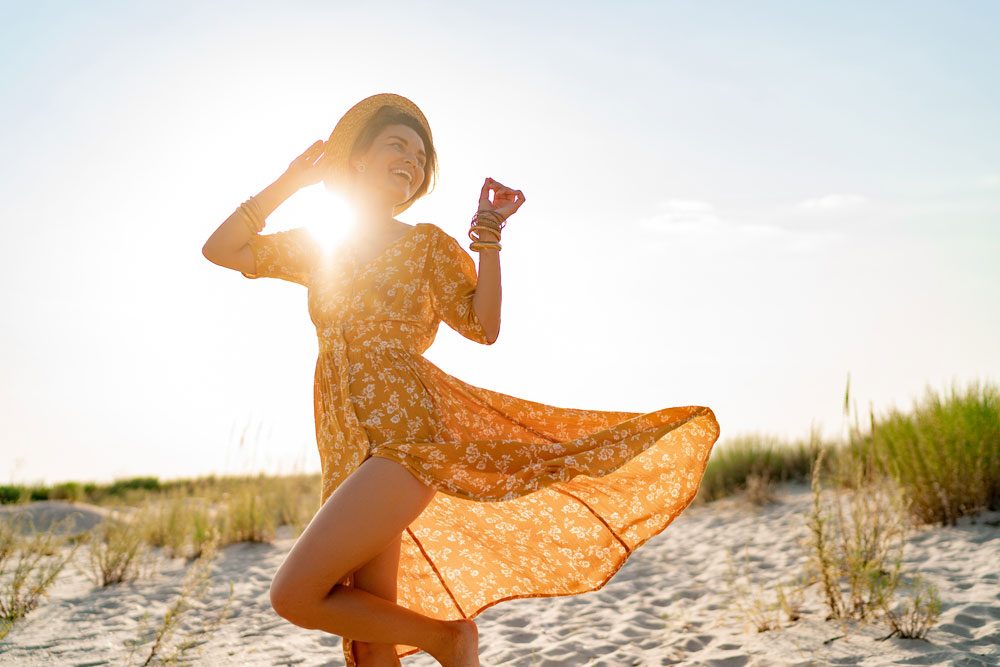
[[243, 222, 721, 664]]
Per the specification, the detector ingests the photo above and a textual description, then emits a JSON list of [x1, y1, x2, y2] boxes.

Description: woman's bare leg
[[268, 456, 479, 666], [352, 532, 403, 666]]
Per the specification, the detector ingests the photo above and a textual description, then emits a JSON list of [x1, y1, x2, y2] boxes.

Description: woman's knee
[[269, 571, 354, 626], [268, 581, 310, 625]]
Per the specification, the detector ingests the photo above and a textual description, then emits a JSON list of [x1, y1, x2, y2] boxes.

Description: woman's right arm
[[201, 174, 298, 275], [202, 140, 326, 275]]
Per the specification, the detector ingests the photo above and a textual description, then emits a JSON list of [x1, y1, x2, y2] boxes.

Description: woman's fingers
[[490, 179, 523, 201], [291, 141, 326, 170], [479, 178, 493, 207], [480, 177, 526, 218], [490, 177, 513, 192], [301, 140, 324, 158]]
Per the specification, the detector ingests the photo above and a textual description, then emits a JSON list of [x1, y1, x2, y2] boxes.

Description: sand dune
[[1, 483, 997, 665]]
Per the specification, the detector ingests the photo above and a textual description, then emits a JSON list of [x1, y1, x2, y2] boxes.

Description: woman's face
[[350, 123, 427, 210]]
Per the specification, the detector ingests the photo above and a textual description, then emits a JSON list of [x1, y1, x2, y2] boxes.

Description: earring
[[356, 162, 366, 173]]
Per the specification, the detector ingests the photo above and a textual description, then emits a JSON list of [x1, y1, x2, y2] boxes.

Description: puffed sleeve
[[240, 227, 319, 286], [428, 227, 493, 345]]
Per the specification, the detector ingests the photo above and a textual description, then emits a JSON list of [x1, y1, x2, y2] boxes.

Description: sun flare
[[274, 187, 358, 257]]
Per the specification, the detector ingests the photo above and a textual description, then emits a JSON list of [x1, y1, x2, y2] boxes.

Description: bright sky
[[2, 1, 998, 487]]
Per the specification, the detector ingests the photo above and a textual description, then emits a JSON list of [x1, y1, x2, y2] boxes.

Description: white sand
[[1, 483, 997, 666]]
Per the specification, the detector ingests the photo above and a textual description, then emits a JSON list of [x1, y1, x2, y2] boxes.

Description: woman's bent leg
[[352, 532, 404, 665], [268, 456, 458, 659]]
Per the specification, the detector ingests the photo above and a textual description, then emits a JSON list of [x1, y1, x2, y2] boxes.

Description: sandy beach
[[1, 482, 997, 666]]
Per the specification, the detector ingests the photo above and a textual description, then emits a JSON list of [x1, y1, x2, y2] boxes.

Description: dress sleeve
[[240, 227, 318, 286], [428, 227, 493, 345]]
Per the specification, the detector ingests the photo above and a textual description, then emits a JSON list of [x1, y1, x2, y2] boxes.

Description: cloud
[[637, 198, 842, 252], [637, 199, 728, 235]]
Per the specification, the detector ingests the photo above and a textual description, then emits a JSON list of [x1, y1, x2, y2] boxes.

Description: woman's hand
[[281, 140, 327, 191], [479, 177, 526, 223]]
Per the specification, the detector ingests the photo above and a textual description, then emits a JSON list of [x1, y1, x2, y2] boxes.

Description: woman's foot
[[437, 619, 480, 667], [354, 641, 402, 667]]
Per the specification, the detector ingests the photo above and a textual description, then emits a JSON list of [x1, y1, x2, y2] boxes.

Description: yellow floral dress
[[242, 222, 720, 665]]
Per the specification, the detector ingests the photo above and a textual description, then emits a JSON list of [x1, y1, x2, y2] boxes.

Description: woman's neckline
[[348, 222, 424, 275]]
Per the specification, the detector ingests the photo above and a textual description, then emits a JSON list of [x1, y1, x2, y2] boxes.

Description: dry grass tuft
[[81, 505, 155, 587], [216, 481, 278, 544], [877, 572, 942, 640], [722, 546, 807, 632], [124, 537, 234, 666], [0, 514, 81, 640], [743, 469, 778, 507], [804, 447, 942, 639]]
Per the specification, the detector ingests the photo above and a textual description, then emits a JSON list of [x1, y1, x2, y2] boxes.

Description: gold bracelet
[[237, 206, 263, 233], [245, 196, 264, 220], [238, 209, 260, 234], [471, 210, 507, 231], [476, 209, 506, 224], [470, 241, 501, 252], [239, 197, 266, 232], [468, 224, 501, 242], [247, 198, 266, 229]]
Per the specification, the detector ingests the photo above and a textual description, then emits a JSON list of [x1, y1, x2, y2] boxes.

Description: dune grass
[[694, 378, 998, 527], [848, 379, 1000, 525], [694, 426, 840, 505]]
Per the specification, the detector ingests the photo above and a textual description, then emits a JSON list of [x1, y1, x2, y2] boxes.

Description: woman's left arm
[[472, 177, 525, 345], [473, 230, 502, 344]]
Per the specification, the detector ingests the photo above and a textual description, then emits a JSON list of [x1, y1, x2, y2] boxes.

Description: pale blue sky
[[2, 1, 998, 486]]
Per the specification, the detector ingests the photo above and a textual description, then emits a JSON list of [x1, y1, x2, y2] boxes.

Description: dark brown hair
[[349, 106, 438, 208]]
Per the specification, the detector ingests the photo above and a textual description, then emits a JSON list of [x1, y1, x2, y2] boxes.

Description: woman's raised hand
[[282, 140, 328, 190], [479, 177, 526, 222]]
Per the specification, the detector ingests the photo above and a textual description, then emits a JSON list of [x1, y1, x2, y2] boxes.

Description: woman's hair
[[349, 106, 438, 206]]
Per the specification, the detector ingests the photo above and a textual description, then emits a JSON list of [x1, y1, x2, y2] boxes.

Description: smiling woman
[[202, 92, 718, 667]]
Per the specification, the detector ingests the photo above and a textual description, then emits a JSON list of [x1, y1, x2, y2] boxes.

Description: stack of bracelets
[[237, 197, 266, 234], [468, 209, 506, 252]]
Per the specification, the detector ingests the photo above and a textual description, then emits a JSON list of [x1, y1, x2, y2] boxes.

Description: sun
[[271, 186, 358, 256]]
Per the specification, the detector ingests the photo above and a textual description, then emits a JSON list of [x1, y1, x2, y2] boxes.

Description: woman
[[202, 93, 720, 667]]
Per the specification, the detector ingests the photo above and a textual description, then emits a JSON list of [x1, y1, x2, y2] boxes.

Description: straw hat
[[321, 92, 433, 216]]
